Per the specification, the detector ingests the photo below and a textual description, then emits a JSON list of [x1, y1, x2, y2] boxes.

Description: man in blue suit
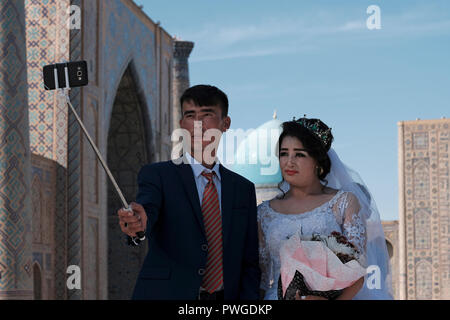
[[117, 85, 260, 300]]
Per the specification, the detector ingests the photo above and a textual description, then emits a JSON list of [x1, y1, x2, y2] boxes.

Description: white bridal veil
[[326, 148, 393, 300]]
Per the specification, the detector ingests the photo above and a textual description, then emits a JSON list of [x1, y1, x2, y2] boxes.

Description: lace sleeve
[[257, 203, 271, 291], [341, 192, 368, 267]]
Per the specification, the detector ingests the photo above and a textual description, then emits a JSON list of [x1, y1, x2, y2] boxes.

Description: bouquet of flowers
[[278, 231, 366, 300]]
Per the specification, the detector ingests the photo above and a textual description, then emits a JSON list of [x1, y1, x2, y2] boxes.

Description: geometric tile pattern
[[413, 158, 430, 200], [107, 67, 149, 300], [25, 0, 69, 300], [399, 119, 450, 299], [31, 175, 42, 244], [414, 208, 431, 250], [413, 132, 428, 150], [53, 0, 70, 292], [52, 0, 70, 166], [53, 164, 66, 299], [45, 253, 51, 271], [415, 261, 432, 299], [381, 220, 399, 299], [103, 0, 159, 131], [85, 217, 99, 300], [0, 0, 185, 300], [32, 252, 43, 270], [30, 154, 57, 300], [0, 0, 33, 299], [25, 0, 69, 164], [25, 0, 55, 158], [66, 0, 82, 300]]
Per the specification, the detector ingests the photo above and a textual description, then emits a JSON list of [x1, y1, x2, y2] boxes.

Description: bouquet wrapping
[[278, 231, 366, 300]]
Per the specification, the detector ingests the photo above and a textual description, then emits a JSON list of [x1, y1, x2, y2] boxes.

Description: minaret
[[172, 39, 194, 130], [0, 0, 33, 299]]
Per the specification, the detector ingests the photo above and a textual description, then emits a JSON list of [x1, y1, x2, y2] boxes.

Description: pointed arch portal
[[107, 65, 151, 299]]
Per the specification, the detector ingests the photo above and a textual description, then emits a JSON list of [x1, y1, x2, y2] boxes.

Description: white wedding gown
[[257, 190, 367, 300]]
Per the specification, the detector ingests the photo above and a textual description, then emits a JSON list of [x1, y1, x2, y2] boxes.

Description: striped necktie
[[200, 171, 224, 293]]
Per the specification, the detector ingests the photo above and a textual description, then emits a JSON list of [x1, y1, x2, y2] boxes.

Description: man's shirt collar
[[185, 152, 221, 181]]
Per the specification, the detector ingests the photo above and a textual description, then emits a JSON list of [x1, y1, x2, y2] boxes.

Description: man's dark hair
[[180, 85, 229, 117]]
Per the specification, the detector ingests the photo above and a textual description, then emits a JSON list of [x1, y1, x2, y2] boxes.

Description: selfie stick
[[51, 64, 145, 245]]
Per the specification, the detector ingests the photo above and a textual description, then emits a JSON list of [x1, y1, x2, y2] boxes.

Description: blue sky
[[135, 0, 450, 221]]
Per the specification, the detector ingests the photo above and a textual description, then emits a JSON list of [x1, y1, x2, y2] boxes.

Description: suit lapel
[[219, 164, 234, 252], [174, 161, 206, 237], [173, 160, 235, 248]]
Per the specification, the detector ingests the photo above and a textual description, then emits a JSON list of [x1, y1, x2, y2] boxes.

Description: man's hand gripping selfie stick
[[49, 63, 145, 245]]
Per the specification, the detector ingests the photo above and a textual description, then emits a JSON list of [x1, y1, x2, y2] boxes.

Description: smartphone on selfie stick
[[43, 61, 146, 246]]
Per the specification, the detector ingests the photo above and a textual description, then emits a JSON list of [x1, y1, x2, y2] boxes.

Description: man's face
[[179, 100, 231, 156]]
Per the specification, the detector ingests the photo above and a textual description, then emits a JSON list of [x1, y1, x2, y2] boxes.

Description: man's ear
[[222, 116, 231, 132]]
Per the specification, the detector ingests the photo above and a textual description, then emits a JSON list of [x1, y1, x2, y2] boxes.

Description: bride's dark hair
[[276, 119, 334, 198]]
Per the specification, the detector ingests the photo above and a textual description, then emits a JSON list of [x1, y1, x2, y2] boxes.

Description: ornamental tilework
[[413, 132, 428, 150], [32, 252, 43, 268], [31, 154, 57, 299], [25, 0, 69, 300], [415, 261, 432, 299], [1, 0, 187, 299], [66, 0, 82, 300], [25, 0, 69, 165], [414, 208, 431, 249], [103, 0, 157, 128], [107, 67, 149, 300], [399, 119, 450, 300], [413, 158, 430, 200], [0, 0, 33, 298], [381, 221, 399, 300]]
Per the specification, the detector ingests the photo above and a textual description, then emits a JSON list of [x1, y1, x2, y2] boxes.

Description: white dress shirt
[[185, 152, 222, 213]]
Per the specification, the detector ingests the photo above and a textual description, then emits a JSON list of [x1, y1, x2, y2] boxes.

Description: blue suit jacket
[[131, 159, 261, 300]]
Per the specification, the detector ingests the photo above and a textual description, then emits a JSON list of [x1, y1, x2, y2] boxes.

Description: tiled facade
[[382, 220, 399, 299], [0, 0, 193, 299], [0, 0, 33, 299], [398, 119, 450, 300], [25, 0, 70, 165], [31, 154, 57, 300]]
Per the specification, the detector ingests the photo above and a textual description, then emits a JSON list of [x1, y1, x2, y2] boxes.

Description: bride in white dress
[[257, 117, 393, 300]]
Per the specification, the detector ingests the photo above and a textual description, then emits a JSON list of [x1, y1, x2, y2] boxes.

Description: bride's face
[[279, 136, 319, 187]]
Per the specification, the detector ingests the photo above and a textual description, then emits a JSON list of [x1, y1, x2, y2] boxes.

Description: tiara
[[293, 115, 332, 149]]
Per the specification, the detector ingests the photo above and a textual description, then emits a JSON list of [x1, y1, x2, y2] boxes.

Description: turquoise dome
[[231, 116, 283, 186]]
